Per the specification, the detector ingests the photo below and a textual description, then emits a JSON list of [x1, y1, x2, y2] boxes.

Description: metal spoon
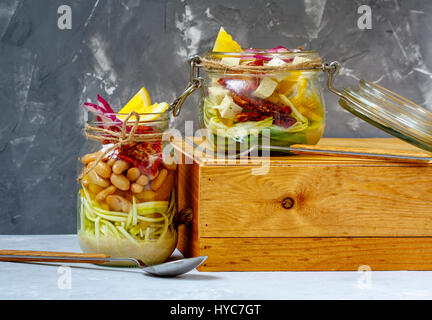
[[0, 250, 207, 277], [183, 136, 432, 163]]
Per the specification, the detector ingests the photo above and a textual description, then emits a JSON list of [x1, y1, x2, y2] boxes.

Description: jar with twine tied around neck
[[170, 48, 432, 155], [170, 50, 326, 153], [76, 108, 189, 266]]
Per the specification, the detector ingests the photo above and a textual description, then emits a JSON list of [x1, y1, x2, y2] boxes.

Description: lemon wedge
[[118, 87, 168, 122], [212, 27, 243, 52], [119, 102, 169, 122], [118, 87, 152, 116], [139, 102, 169, 122]]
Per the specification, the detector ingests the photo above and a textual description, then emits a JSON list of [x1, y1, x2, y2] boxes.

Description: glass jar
[[199, 51, 325, 151], [171, 50, 325, 153], [172, 53, 432, 157], [77, 112, 178, 266]]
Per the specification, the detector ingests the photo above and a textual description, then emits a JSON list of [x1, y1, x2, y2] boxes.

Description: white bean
[[110, 174, 130, 191]]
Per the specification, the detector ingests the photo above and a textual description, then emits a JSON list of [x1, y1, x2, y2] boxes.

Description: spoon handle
[[0, 250, 111, 264], [288, 144, 432, 163]]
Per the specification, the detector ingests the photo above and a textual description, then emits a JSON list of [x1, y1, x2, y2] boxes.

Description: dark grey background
[[1, 0, 431, 234]]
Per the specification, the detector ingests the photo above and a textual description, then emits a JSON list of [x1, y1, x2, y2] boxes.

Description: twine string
[[78, 111, 161, 181], [200, 57, 323, 73]]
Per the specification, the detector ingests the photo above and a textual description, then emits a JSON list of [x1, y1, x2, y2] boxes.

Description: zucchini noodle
[[80, 198, 85, 230], [126, 205, 133, 229], [132, 197, 138, 226], [94, 211, 128, 222], [137, 215, 165, 223], [78, 184, 177, 242], [95, 217, 100, 240], [100, 219, 121, 239], [145, 226, 151, 241], [156, 211, 169, 243], [116, 226, 138, 244]]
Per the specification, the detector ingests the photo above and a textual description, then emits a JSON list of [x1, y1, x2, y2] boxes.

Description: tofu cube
[[292, 56, 309, 66], [267, 57, 287, 67], [216, 95, 243, 119], [273, 72, 288, 82], [253, 77, 278, 99], [221, 57, 241, 66], [208, 86, 229, 105], [267, 57, 289, 82]]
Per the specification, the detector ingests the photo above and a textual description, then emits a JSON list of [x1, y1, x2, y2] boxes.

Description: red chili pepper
[[134, 125, 154, 134], [116, 153, 143, 167], [245, 59, 264, 66], [231, 93, 291, 115], [236, 111, 269, 122], [115, 139, 164, 174]]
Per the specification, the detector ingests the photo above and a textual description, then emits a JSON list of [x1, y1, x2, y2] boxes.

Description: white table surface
[[1, 234, 432, 300]]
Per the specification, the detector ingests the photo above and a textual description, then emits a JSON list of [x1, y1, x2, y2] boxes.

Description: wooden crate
[[174, 138, 432, 271]]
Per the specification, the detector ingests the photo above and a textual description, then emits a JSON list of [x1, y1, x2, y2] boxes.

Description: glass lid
[[326, 62, 432, 153]]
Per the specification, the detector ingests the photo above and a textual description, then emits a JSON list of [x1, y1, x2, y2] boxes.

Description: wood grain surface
[[197, 237, 432, 271], [177, 162, 201, 259], [199, 165, 432, 237]]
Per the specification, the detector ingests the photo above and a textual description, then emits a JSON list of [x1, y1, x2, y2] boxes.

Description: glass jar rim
[[100, 111, 170, 116], [88, 112, 170, 126], [206, 49, 319, 54], [205, 49, 321, 58], [202, 50, 323, 73]]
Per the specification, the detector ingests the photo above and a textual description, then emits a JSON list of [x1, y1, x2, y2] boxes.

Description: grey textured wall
[[1, 0, 431, 234]]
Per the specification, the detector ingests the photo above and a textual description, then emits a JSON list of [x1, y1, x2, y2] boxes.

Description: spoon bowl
[[142, 256, 207, 277]]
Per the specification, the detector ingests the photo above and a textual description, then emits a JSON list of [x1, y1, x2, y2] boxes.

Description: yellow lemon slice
[[118, 87, 168, 122], [276, 71, 302, 95], [212, 27, 243, 52], [290, 77, 308, 105], [118, 87, 152, 117], [120, 102, 169, 122], [139, 102, 169, 122]]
